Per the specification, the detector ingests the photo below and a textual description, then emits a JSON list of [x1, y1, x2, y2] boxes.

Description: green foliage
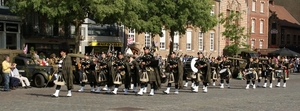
[[7, 0, 217, 54], [220, 10, 249, 55]]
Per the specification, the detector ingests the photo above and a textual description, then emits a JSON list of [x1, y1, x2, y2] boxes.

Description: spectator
[[10, 63, 31, 88], [39, 52, 46, 60], [9, 75, 20, 90], [2, 56, 14, 91], [33, 51, 39, 60]]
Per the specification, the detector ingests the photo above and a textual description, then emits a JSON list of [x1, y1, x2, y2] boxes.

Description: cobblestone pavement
[[1, 73, 300, 111]]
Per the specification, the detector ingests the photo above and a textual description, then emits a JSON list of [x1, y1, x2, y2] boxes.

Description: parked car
[[8, 54, 55, 88]]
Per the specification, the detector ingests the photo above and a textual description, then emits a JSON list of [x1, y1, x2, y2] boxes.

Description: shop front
[[85, 41, 123, 55]]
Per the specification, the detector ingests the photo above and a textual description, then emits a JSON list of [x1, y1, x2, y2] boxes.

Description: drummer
[[219, 56, 232, 88], [244, 57, 256, 89]]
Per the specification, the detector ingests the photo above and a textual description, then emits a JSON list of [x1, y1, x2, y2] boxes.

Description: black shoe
[[26, 86, 32, 88]]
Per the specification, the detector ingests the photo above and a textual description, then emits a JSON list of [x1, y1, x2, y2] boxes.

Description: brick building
[[268, 1, 300, 49], [248, 0, 269, 50], [126, 0, 249, 58]]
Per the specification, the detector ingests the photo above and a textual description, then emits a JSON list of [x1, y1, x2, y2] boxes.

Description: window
[[281, 29, 285, 44], [260, 20, 264, 34], [87, 24, 119, 36], [128, 28, 135, 45], [174, 32, 179, 50], [252, 1, 256, 12], [145, 32, 151, 47], [272, 23, 277, 29], [259, 41, 263, 49], [160, 29, 166, 49], [251, 19, 255, 33], [210, 32, 215, 51], [271, 34, 276, 45], [294, 35, 297, 44], [186, 31, 192, 50], [199, 32, 203, 51], [0, 0, 6, 6], [260, 2, 264, 13], [251, 40, 255, 49], [286, 34, 290, 44], [211, 5, 215, 16]]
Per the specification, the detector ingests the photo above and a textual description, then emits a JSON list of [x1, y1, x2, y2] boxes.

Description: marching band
[[51, 45, 292, 97]]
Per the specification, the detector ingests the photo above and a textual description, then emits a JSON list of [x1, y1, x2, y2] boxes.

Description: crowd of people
[[2, 46, 298, 97]]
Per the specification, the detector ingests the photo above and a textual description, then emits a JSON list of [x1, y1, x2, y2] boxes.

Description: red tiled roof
[[270, 4, 300, 28], [273, 0, 300, 25]]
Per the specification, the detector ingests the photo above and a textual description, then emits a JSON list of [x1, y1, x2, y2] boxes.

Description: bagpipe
[[140, 54, 159, 67]]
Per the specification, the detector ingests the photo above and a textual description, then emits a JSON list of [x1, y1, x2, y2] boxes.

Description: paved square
[[1, 73, 300, 111]]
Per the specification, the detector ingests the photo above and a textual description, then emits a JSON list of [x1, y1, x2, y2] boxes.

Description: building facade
[[268, 2, 300, 49], [21, 12, 75, 56], [80, 18, 125, 55], [0, 0, 22, 50], [125, 0, 249, 58], [248, 0, 269, 49]]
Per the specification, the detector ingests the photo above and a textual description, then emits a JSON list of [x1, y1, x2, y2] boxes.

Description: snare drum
[[275, 70, 283, 78], [245, 71, 254, 80], [184, 58, 197, 73], [219, 69, 228, 78]]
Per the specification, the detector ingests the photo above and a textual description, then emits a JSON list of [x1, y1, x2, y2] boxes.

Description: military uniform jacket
[[61, 55, 73, 89], [106, 56, 117, 86], [167, 57, 183, 88], [194, 57, 211, 83], [245, 61, 255, 69], [129, 58, 141, 84], [210, 61, 219, 72], [221, 60, 231, 69], [99, 57, 109, 73], [141, 53, 162, 90], [115, 58, 131, 85]]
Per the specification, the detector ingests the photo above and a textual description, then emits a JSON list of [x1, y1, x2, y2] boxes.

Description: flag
[[23, 44, 28, 54], [127, 37, 134, 45], [155, 42, 159, 47]]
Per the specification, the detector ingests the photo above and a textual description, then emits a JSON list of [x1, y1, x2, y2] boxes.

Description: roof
[[273, 0, 300, 26], [269, 4, 300, 28]]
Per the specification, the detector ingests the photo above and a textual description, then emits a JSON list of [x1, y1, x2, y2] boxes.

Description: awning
[[25, 38, 75, 44]]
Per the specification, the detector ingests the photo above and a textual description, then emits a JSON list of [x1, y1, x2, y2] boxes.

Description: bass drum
[[184, 58, 198, 73]]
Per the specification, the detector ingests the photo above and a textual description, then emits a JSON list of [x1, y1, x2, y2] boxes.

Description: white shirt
[[11, 68, 20, 77]]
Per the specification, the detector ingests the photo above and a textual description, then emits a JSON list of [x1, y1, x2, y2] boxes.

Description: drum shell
[[275, 70, 283, 78], [245, 73, 254, 80], [219, 69, 228, 79]]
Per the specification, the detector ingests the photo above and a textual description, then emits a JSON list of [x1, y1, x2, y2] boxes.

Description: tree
[[123, 0, 218, 55], [6, 0, 126, 53], [220, 10, 249, 56]]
